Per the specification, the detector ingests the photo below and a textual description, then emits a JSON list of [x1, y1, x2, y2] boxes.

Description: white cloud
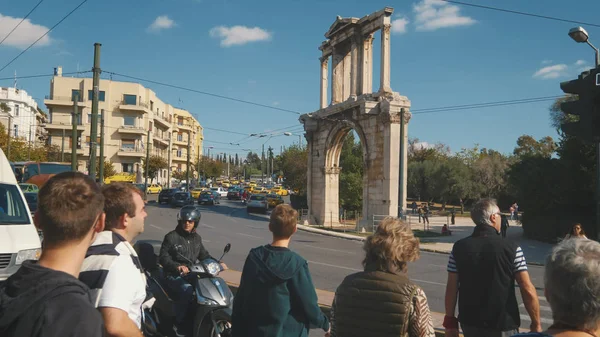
[[542, 60, 553, 65], [391, 16, 409, 34], [148, 15, 175, 32], [0, 13, 51, 48], [413, 0, 476, 31], [209, 25, 271, 47], [533, 64, 568, 79], [272, 101, 280, 106], [575, 60, 587, 66]]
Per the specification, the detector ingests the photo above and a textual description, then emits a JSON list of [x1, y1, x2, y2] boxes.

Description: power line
[[0, 71, 92, 81], [0, 0, 45, 47], [440, 0, 600, 28], [203, 126, 248, 136], [0, 0, 89, 74], [105, 71, 302, 115], [412, 95, 562, 115]]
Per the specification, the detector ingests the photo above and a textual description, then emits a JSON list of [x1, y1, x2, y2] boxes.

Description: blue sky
[[1, 0, 600, 157]]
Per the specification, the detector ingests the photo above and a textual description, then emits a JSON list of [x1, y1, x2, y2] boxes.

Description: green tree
[[279, 145, 307, 194], [97, 160, 117, 179], [513, 135, 556, 159], [339, 132, 364, 211], [142, 155, 169, 183], [246, 152, 261, 170]]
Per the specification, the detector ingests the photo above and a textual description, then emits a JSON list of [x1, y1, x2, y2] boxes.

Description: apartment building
[[43, 67, 203, 184], [0, 87, 46, 145], [171, 107, 203, 177]]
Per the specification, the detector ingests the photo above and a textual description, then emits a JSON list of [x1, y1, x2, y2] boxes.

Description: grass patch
[[412, 230, 443, 238]]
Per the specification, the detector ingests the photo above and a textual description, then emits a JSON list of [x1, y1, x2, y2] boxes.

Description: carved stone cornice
[[382, 24, 391, 35], [401, 108, 412, 124]]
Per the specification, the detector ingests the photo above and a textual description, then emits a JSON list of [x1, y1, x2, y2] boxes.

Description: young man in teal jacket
[[232, 204, 330, 337]]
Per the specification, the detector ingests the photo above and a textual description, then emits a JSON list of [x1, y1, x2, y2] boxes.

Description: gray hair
[[470, 198, 499, 227], [545, 239, 600, 330]]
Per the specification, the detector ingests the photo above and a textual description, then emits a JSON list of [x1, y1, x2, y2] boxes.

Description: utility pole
[[261, 143, 265, 184], [186, 133, 191, 189], [99, 109, 105, 184], [6, 115, 11, 161], [227, 154, 230, 178], [88, 43, 102, 181], [167, 138, 172, 188], [61, 128, 65, 162], [27, 123, 32, 160], [144, 130, 150, 198], [71, 93, 79, 171], [398, 108, 406, 218], [197, 145, 200, 183]]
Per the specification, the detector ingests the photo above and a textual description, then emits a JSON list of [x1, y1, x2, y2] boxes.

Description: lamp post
[[568, 26, 600, 239], [283, 132, 302, 146]]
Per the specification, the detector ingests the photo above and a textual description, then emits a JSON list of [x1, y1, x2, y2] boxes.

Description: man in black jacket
[[159, 207, 226, 336], [0, 172, 106, 337]]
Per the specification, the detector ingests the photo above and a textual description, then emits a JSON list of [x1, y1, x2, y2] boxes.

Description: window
[[178, 117, 183, 126], [122, 139, 135, 150], [87, 90, 105, 101], [177, 149, 182, 157], [177, 164, 182, 171], [177, 133, 183, 141], [123, 116, 136, 126], [48, 108, 53, 123], [85, 136, 101, 147], [14, 105, 19, 116], [149, 122, 153, 132], [72, 113, 82, 125], [13, 124, 18, 137], [150, 101, 154, 111], [87, 113, 101, 124], [0, 183, 29, 225], [122, 163, 132, 173], [123, 94, 137, 105], [71, 89, 81, 101]]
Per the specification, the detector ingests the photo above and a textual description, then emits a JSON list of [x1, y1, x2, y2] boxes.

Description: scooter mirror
[[224, 243, 231, 254]]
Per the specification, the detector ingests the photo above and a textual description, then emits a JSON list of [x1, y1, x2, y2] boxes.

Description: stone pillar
[[379, 24, 392, 93], [320, 57, 329, 109], [323, 166, 341, 227], [342, 51, 351, 101], [331, 49, 343, 105], [360, 34, 374, 95], [398, 109, 411, 215], [349, 36, 359, 99]]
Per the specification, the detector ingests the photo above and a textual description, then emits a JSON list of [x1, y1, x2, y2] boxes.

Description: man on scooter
[[159, 207, 227, 336]]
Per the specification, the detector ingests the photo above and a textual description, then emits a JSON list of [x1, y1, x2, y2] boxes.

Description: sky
[[1, 0, 600, 157]]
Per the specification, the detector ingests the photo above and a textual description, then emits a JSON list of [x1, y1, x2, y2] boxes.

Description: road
[[139, 197, 552, 330]]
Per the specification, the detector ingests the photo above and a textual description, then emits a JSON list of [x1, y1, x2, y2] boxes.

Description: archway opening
[[337, 130, 364, 228]]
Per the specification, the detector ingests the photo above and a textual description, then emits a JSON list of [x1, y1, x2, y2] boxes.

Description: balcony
[[118, 100, 151, 114], [172, 155, 188, 162], [64, 148, 86, 155], [118, 125, 146, 135], [173, 138, 187, 146], [176, 123, 192, 132], [117, 146, 145, 157], [44, 122, 85, 131], [154, 114, 171, 128], [153, 136, 169, 147], [44, 95, 85, 107]]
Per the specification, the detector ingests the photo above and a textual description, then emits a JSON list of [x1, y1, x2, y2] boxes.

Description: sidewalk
[[298, 215, 554, 266], [219, 269, 448, 336]]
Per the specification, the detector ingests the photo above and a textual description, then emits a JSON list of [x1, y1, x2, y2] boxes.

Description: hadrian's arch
[[299, 7, 411, 229]]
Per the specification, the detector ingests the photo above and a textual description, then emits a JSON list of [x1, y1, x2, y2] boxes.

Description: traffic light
[[560, 67, 600, 142]]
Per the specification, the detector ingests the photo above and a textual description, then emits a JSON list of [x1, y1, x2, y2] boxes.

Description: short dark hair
[[37, 172, 105, 246], [102, 183, 143, 230], [269, 204, 297, 238]]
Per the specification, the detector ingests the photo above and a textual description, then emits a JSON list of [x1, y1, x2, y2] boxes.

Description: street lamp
[[569, 27, 600, 67], [284, 132, 302, 146]]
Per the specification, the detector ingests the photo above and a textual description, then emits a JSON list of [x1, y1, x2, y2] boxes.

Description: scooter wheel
[[196, 310, 231, 337]]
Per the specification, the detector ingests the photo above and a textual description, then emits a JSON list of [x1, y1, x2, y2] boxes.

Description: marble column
[[349, 36, 359, 98], [360, 34, 374, 95], [320, 56, 329, 109], [379, 24, 392, 93], [331, 49, 343, 104]]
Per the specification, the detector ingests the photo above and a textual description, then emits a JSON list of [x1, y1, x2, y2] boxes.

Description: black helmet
[[178, 206, 201, 229]]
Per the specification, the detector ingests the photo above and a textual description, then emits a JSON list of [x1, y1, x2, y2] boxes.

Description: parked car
[[158, 188, 178, 204], [18, 183, 39, 193], [191, 187, 204, 199], [170, 192, 195, 207], [266, 193, 284, 208], [198, 191, 220, 205], [247, 194, 268, 214], [146, 184, 162, 194], [227, 188, 242, 200], [211, 186, 228, 198]]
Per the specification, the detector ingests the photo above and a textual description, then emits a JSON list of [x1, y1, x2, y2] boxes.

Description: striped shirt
[[447, 246, 528, 273]]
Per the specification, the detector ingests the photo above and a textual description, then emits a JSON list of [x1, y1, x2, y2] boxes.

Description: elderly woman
[[329, 217, 435, 337], [512, 239, 600, 337]]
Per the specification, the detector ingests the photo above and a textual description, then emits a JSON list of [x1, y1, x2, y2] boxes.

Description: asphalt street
[[138, 197, 552, 330]]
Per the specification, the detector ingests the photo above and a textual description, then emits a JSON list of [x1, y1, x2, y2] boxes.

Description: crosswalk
[[518, 290, 553, 330]]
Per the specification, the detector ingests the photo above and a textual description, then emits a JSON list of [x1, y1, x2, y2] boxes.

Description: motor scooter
[[135, 240, 233, 337]]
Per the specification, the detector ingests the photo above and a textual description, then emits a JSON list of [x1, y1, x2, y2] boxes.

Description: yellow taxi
[[191, 188, 204, 199], [266, 194, 284, 208], [146, 184, 162, 194], [252, 187, 268, 194], [222, 181, 231, 188], [231, 180, 239, 185], [270, 186, 289, 196], [249, 181, 257, 188]]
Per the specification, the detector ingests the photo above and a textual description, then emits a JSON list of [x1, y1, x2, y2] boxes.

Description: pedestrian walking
[[330, 218, 435, 337], [444, 198, 541, 337], [422, 204, 430, 226], [79, 183, 149, 337], [0, 172, 106, 337], [232, 205, 329, 337], [412, 201, 418, 214], [564, 223, 588, 239], [500, 214, 509, 238], [451, 208, 456, 225], [512, 239, 600, 337], [418, 206, 424, 223]]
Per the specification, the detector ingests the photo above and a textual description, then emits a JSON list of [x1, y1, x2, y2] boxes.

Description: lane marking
[[307, 261, 362, 272], [201, 223, 215, 229], [246, 225, 265, 230], [411, 278, 446, 286], [149, 224, 163, 230], [303, 245, 356, 255], [237, 233, 262, 240]]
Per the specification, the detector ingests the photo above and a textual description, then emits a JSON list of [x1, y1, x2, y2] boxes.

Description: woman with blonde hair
[[329, 217, 435, 337]]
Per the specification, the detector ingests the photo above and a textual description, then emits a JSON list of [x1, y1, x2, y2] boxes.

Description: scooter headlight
[[206, 261, 221, 276]]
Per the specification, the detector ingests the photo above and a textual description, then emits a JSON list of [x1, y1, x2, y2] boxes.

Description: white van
[[0, 148, 41, 282]]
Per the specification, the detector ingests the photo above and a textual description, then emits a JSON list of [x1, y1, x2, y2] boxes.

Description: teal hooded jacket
[[232, 245, 330, 337]]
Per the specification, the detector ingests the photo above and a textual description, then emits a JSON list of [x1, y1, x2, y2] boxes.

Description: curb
[[297, 224, 546, 266]]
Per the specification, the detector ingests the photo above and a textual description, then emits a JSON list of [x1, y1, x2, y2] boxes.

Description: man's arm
[[290, 262, 330, 332], [515, 271, 541, 332], [444, 251, 460, 337], [99, 308, 143, 337], [159, 233, 181, 274]]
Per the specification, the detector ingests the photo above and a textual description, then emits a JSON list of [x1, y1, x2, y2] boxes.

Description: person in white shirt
[[79, 183, 148, 337]]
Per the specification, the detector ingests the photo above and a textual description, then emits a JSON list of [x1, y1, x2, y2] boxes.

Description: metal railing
[[119, 146, 144, 153], [120, 100, 149, 109], [45, 94, 84, 102], [120, 125, 145, 130]]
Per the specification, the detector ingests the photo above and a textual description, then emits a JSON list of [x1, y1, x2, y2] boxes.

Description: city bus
[[13, 162, 72, 188]]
